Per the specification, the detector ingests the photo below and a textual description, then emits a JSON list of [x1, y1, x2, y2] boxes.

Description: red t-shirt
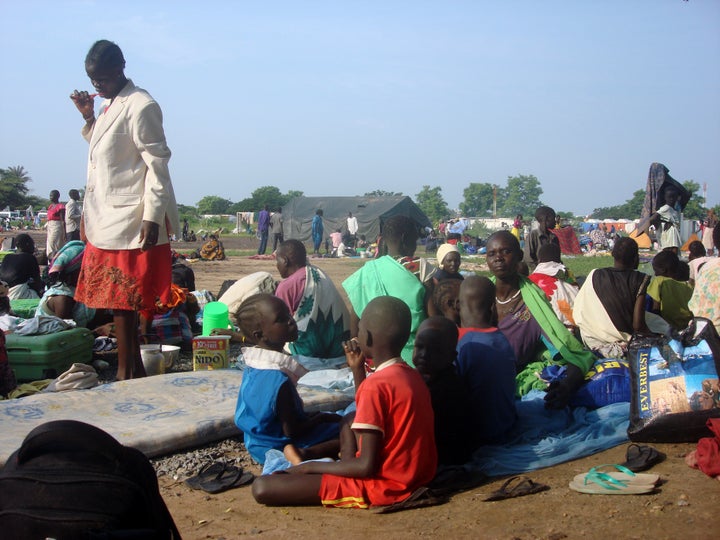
[[319, 361, 437, 508], [46, 203, 65, 221]]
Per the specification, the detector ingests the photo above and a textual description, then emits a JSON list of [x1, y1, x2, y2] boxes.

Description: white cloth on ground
[[45, 363, 99, 392]]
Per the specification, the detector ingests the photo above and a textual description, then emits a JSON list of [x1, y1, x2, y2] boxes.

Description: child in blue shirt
[[457, 275, 518, 444], [233, 294, 341, 464]]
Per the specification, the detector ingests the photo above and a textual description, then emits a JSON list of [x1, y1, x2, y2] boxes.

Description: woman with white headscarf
[[433, 243, 463, 282]]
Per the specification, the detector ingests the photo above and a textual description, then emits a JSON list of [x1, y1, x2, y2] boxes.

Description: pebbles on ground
[[96, 344, 251, 479], [151, 436, 255, 480]]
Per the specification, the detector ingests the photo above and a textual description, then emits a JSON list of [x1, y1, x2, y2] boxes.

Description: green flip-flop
[[572, 464, 659, 487], [569, 465, 659, 495]]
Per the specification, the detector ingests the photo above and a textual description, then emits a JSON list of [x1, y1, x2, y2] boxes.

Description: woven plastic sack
[[627, 318, 720, 442]]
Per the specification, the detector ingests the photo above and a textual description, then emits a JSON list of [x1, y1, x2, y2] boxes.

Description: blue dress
[[311, 215, 324, 252], [234, 366, 339, 464]]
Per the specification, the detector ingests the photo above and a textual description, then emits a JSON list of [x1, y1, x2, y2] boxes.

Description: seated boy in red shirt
[[252, 295, 438, 508]]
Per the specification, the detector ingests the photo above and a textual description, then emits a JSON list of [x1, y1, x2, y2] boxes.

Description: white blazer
[[81, 80, 180, 250]]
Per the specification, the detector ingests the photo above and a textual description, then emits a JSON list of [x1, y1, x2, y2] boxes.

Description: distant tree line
[[0, 166, 47, 210], [590, 180, 713, 221], [4, 165, 718, 227], [416, 174, 546, 225], [193, 186, 304, 217]]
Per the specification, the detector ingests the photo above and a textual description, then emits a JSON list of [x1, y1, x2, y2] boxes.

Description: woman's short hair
[[688, 240, 706, 259], [534, 206, 556, 221], [612, 237, 639, 267], [279, 239, 307, 267], [85, 40, 125, 70], [433, 279, 461, 311], [487, 230, 523, 258], [382, 215, 418, 244], [15, 233, 35, 253], [652, 250, 679, 276], [538, 242, 562, 264]]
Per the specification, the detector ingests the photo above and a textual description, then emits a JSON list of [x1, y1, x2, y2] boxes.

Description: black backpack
[[0, 420, 181, 539]]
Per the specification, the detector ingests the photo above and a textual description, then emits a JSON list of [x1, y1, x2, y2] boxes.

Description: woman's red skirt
[[75, 242, 172, 311]]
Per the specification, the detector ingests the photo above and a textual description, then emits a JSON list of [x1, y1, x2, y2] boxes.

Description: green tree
[[415, 185, 450, 225], [285, 190, 304, 203], [0, 165, 32, 209], [250, 186, 286, 210], [196, 195, 233, 214], [623, 189, 647, 218], [681, 180, 706, 220], [497, 174, 544, 217], [590, 182, 708, 220], [459, 182, 494, 216], [228, 187, 303, 213], [177, 203, 199, 219], [364, 190, 403, 197], [229, 198, 254, 213], [591, 189, 645, 219], [590, 205, 624, 219]]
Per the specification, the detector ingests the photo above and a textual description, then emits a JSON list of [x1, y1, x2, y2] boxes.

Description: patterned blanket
[[550, 226, 582, 255], [0, 369, 353, 466]]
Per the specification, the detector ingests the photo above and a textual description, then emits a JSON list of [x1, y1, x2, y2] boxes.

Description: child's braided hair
[[234, 293, 272, 345]]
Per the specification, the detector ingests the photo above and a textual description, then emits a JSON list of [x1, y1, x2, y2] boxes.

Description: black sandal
[[620, 443, 666, 473], [184, 461, 226, 490], [184, 461, 255, 493], [484, 475, 550, 501]]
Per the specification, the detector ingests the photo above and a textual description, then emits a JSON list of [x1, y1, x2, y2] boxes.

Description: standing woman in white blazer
[[70, 40, 179, 380]]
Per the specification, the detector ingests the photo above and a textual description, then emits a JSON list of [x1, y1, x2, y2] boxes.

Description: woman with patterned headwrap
[[35, 241, 96, 327]]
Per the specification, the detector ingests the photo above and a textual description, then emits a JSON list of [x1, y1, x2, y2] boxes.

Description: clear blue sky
[[1, 0, 718, 216]]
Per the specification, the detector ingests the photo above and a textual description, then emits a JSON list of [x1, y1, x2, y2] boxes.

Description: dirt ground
[[12, 231, 720, 539], [161, 234, 718, 540]]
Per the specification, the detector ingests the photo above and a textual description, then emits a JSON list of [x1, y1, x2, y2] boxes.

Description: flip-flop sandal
[[569, 465, 657, 495], [572, 465, 659, 487], [374, 487, 450, 514], [484, 475, 550, 501], [620, 443, 666, 473], [201, 469, 254, 494], [184, 461, 227, 490]]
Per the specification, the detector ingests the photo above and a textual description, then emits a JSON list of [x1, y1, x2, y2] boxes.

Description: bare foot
[[283, 444, 305, 465], [684, 450, 699, 468]]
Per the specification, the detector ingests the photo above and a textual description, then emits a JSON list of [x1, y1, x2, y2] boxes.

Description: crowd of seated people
[[246, 216, 720, 509], [2, 214, 718, 504]]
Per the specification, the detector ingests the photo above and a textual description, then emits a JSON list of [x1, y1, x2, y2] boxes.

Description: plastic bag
[[540, 358, 631, 409]]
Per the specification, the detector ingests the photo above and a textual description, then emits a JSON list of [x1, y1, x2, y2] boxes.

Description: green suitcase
[[6, 328, 95, 382]]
